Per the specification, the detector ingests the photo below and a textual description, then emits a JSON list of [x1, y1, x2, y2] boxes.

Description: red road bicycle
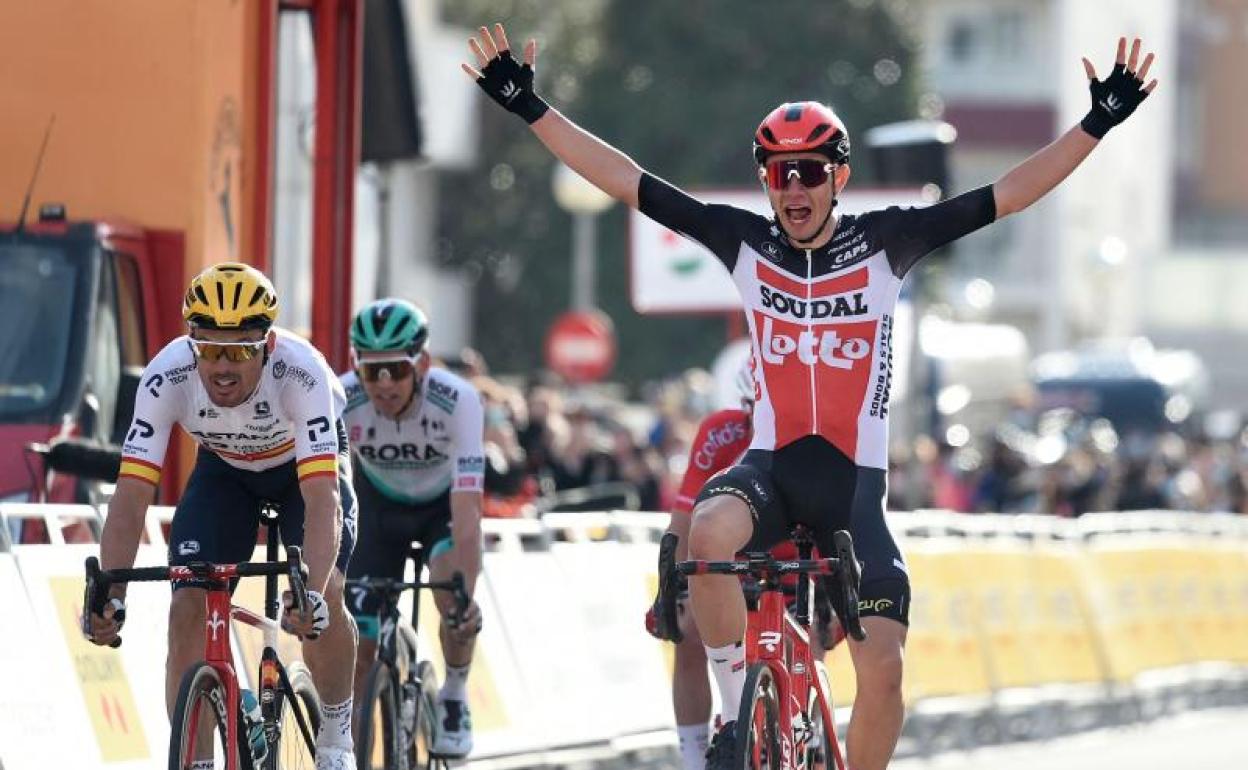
[[83, 514, 321, 770], [679, 526, 865, 770]]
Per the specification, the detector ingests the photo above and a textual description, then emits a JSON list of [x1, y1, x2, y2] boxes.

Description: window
[[112, 253, 147, 367], [86, 261, 122, 442]]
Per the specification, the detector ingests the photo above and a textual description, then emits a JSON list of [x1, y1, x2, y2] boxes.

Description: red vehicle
[[680, 527, 865, 770]]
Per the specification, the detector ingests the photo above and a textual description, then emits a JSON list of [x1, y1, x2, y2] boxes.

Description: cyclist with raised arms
[[464, 25, 1157, 770], [341, 298, 485, 759], [85, 263, 361, 770]]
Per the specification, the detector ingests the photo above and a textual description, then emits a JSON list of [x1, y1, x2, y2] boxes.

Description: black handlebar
[[675, 528, 867, 642], [82, 546, 310, 648], [346, 571, 472, 622]]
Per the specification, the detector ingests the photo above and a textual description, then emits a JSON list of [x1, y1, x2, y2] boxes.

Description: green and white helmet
[[350, 298, 430, 354]]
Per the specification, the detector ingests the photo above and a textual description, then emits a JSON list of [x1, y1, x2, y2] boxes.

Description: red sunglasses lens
[[766, 159, 831, 190]]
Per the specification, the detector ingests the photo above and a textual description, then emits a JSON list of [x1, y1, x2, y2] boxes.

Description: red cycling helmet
[[753, 101, 851, 166]]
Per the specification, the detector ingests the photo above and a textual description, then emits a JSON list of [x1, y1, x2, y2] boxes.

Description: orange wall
[[0, 0, 263, 274]]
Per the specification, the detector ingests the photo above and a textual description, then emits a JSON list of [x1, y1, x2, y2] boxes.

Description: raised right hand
[[461, 23, 549, 125]]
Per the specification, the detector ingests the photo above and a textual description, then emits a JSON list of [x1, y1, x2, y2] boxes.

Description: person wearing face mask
[[339, 298, 485, 759], [85, 262, 360, 770], [464, 22, 1158, 770]]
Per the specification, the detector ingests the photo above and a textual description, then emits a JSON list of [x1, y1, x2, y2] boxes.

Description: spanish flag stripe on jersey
[[296, 454, 338, 481], [213, 439, 296, 463], [118, 457, 161, 486]]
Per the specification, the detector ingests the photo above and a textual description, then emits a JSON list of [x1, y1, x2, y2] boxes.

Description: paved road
[[891, 707, 1248, 770]]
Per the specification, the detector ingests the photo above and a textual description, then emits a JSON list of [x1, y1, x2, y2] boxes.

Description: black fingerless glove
[[1081, 62, 1150, 139], [475, 50, 549, 125]]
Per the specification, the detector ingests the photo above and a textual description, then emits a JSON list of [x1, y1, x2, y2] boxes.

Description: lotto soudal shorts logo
[[177, 540, 200, 556]]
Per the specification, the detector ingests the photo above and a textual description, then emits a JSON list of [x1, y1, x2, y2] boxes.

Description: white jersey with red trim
[[639, 174, 996, 469], [119, 328, 346, 485]]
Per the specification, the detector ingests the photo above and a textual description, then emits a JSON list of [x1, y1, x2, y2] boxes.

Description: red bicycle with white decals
[[83, 516, 321, 770], [678, 526, 865, 770]]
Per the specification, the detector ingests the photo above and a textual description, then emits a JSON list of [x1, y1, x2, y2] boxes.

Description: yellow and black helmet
[[182, 262, 279, 330]]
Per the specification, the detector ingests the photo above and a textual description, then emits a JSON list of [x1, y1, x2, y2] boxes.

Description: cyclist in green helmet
[[341, 298, 486, 759]]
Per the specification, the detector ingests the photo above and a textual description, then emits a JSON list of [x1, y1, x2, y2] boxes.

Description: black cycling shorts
[[694, 435, 910, 625], [345, 467, 454, 625], [169, 443, 357, 590]]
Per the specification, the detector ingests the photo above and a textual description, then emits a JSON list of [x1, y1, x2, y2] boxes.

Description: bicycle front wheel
[[169, 661, 240, 770], [735, 662, 782, 770], [266, 660, 322, 770], [356, 660, 400, 770], [411, 660, 443, 769], [806, 661, 838, 770]]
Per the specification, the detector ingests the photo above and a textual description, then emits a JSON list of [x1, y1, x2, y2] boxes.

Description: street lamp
[[552, 162, 614, 310]]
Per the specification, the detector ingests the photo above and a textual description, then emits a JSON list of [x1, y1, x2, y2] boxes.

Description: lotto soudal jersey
[[340, 367, 485, 505], [674, 408, 752, 514], [639, 174, 996, 469], [119, 328, 346, 485]]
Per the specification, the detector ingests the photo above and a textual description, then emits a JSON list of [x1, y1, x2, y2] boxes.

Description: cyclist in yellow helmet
[[88, 262, 362, 770]]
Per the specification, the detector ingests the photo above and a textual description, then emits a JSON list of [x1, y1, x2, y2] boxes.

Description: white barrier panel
[[548, 540, 673, 737], [0, 552, 86, 770], [11, 544, 162, 769], [482, 548, 617, 748]]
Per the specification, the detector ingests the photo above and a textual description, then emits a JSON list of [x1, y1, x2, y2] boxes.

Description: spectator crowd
[[447, 350, 1248, 520]]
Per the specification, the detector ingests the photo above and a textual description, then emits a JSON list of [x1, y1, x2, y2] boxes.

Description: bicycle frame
[[748, 574, 844, 770], [678, 526, 863, 770], [84, 518, 313, 770]]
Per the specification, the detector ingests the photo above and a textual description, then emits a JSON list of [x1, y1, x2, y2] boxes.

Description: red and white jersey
[[639, 175, 995, 469], [674, 408, 752, 514]]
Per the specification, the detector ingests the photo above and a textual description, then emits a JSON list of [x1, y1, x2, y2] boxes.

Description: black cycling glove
[[1081, 62, 1150, 139], [475, 49, 549, 125]]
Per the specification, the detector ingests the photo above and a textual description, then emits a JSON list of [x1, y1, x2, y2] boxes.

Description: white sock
[[677, 722, 710, 770], [441, 662, 471, 701], [317, 698, 353, 750], [705, 641, 746, 725]]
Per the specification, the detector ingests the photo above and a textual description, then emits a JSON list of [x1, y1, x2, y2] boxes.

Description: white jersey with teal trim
[[340, 367, 485, 504]]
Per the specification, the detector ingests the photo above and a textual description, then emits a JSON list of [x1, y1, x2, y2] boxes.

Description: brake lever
[[832, 530, 867, 642], [83, 557, 123, 648], [285, 546, 310, 616]]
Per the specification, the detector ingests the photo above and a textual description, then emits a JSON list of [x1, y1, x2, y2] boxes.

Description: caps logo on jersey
[[273, 359, 288, 379], [254, 401, 271, 418], [760, 241, 783, 264]]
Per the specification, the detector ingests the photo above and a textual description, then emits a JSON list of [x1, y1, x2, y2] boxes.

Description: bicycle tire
[[412, 660, 444, 769], [805, 661, 837, 770], [735, 662, 783, 770], [169, 661, 240, 770], [356, 660, 400, 770], [265, 660, 322, 770]]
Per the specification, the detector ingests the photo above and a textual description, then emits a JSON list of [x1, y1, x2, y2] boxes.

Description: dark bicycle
[[84, 507, 321, 770], [347, 545, 470, 770]]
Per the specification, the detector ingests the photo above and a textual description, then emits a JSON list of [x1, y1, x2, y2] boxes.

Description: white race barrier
[[3, 503, 1248, 769]]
